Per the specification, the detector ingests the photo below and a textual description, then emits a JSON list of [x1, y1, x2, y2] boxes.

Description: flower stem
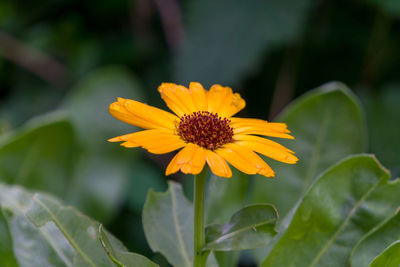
[[193, 167, 208, 267]]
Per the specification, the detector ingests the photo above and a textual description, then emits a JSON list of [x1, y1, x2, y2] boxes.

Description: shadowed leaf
[[205, 204, 278, 251]]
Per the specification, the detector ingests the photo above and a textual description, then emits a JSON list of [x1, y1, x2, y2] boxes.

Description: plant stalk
[[193, 167, 208, 267]]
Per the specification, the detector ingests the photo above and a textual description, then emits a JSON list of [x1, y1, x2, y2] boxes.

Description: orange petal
[[216, 143, 275, 178], [165, 144, 206, 175], [207, 85, 232, 113], [109, 97, 178, 130], [166, 150, 181, 175], [158, 83, 197, 117], [206, 85, 246, 117], [189, 82, 207, 111], [219, 92, 246, 117], [231, 118, 294, 139], [205, 150, 232, 178], [109, 129, 185, 154], [234, 134, 295, 153], [235, 139, 298, 164]]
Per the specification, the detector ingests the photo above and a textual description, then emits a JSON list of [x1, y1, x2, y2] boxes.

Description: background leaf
[[252, 82, 366, 221], [0, 113, 76, 195], [369, 241, 400, 267], [363, 0, 400, 17], [360, 84, 400, 177], [205, 204, 278, 251], [206, 169, 249, 224], [174, 0, 314, 86], [351, 210, 400, 267], [262, 155, 400, 267], [61, 65, 146, 222], [62, 65, 145, 149]]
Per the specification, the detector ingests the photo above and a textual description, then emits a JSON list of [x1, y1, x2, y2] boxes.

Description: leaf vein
[[31, 196, 97, 267], [309, 179, 381, 267]]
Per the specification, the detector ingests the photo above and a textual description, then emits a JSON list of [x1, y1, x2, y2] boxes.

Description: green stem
[[193, 167, 208, 267]]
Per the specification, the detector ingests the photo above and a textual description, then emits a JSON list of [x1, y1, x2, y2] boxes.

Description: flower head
[[108, 82, 297, 178]]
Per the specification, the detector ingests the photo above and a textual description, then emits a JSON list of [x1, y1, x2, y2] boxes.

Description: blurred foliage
[[1, 0, 400, 266]]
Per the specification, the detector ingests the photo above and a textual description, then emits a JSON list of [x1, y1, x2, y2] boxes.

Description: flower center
[[177, 111, 234, 150]]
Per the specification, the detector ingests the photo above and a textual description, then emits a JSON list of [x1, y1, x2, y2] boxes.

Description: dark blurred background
[[0, 0, 399, 266]]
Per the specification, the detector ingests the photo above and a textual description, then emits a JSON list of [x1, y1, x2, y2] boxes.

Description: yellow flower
[[108, 82, 297, 178]]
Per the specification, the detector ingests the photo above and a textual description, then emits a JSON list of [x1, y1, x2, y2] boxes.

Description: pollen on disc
[[177, 111, 234, 150]]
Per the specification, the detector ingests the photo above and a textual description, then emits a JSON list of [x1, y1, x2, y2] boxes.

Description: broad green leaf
[[99, 225, 159, 267], [351, 211, 400, 267], [143, 181, 193, 267], [0, 183, 73, 267], [143, 181, 218, 267], [205, 204, 278, 251], [369, 241, 400, 267], [26, 193, 118, 266], [0, 113, 76, 196], [174, 0, 313, 85], [0, 208, 18, 267], [262, 155, 400, 267], [206, 169, 249, 224], [0, 183, 155, 267], [0, 182, 155, 267], [252, 82, 366, 220]]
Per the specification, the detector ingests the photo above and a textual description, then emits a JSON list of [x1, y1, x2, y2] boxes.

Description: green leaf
[[213, 251, 240, 267], [143, 181, 193, 267], [206, 169, 249, 224], [127, 161, 167, 213], [0, 182, 156, 267], [252, 82, 366, 221], [0, 112, 76, 195], [360, 84, 400, 177], [205, 170, 249, 267], [143, 181, 218, 267], [63, 65, 145, 149], [205, 204, 278, 251], [369, 241, 400, 267], [99, 225, 159, 267], [351, 211, 400, 267], [174, 0, 314, 85], [261, 155, 400, 267], [0, 183, 73, 267], [26, 193, 120, 266], [363, 0, 400, 17], [0, 208, 18, 267], [61, 66, 146, 222], [64, 153, 131, 223]]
